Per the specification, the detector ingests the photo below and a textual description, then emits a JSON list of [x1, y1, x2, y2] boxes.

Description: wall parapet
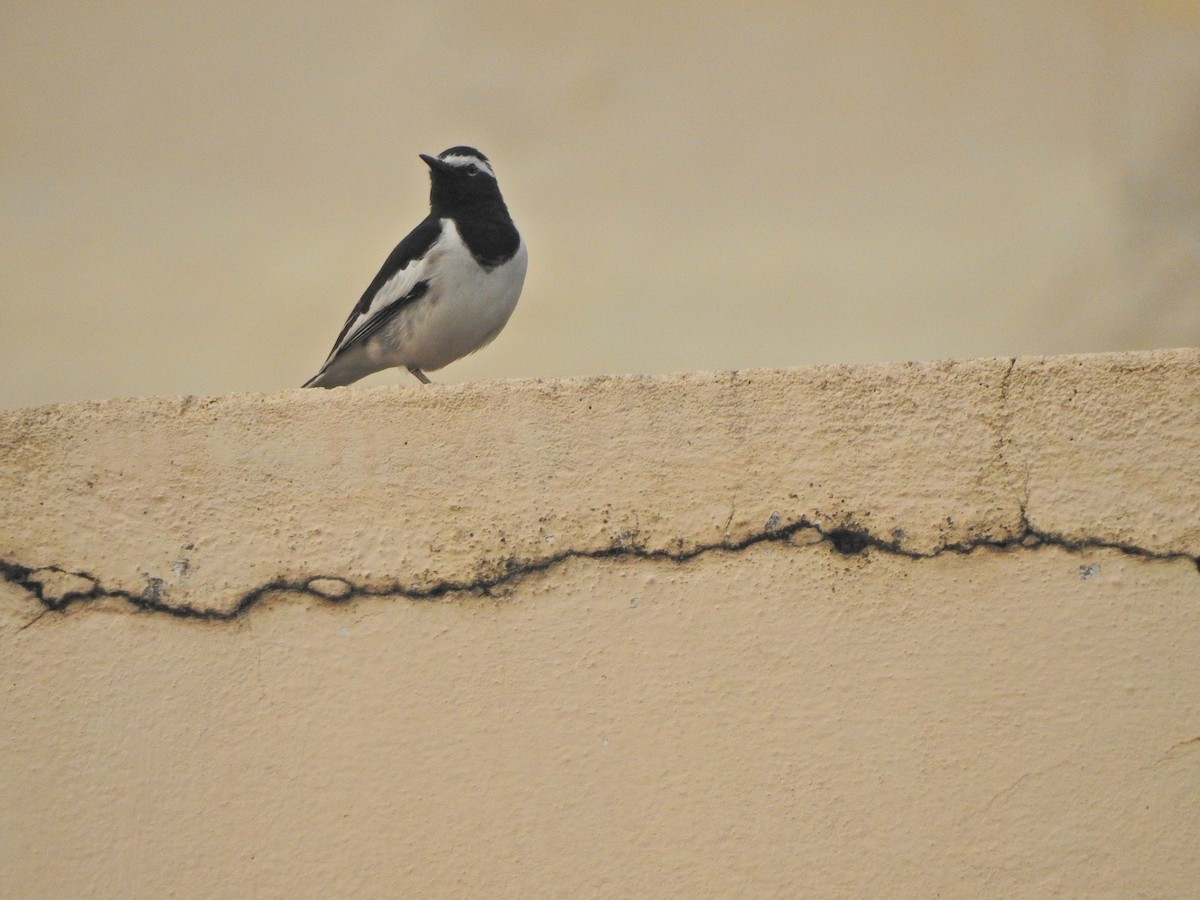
[[3, 349, 1198, 896], [2, 349, 1197, 622]]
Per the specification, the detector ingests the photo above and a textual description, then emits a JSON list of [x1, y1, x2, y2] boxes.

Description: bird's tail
[[302, 369, 345, 389], [301, 351, 374, 388], [302, 362, 354, 388]]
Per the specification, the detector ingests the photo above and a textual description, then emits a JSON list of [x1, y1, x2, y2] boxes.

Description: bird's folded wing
[[318, 214, 444, 365], [337, 280, 430, 352]]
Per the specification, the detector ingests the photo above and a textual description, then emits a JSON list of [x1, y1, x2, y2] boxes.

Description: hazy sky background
[[3, 2, 1199, 409]]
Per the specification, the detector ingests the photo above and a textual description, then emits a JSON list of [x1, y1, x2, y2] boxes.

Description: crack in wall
[[3, 513, 1198, 624], [960, 759, 1074, 826], [993, 357, 1033, 509]]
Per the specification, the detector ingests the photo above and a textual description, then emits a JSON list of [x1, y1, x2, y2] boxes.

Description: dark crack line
[[3, 516, 1198, 624]]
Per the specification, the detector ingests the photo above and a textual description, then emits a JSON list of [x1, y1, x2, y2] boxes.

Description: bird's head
[[421, 146, 503, 210]]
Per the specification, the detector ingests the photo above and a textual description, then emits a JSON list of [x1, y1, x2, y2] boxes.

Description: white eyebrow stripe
[[439, 154, 496, 178]]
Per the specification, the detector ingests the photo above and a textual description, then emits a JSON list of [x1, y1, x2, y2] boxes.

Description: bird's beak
[[420, 153, 451, 173]]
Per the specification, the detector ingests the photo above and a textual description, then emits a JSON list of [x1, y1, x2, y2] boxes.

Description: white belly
[[376, 220, 528, 372]]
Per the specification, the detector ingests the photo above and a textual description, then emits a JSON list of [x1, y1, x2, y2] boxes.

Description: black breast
[[454, 202, 521, 270]]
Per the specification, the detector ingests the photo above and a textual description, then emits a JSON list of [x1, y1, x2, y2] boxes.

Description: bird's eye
[[467, 168, 479, 177]]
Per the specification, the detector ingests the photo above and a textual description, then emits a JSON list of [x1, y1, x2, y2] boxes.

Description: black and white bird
[[303, 146, 527, 388]]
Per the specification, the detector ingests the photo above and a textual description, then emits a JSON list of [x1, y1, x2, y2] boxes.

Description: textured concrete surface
[[2, 349, 1198, 896]]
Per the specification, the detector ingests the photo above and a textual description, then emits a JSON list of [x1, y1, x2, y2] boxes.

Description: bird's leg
[[407, 366, 432, 384]]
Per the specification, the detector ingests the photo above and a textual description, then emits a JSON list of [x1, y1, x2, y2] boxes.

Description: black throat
[[446, 200, 521, 270], [429, 171, 520, 270]]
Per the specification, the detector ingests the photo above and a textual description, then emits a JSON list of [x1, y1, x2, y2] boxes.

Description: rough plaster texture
[[2, 349, 1198, 897]]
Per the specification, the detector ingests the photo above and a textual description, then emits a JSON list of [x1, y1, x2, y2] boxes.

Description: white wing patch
[[328, 240, 439, 357]]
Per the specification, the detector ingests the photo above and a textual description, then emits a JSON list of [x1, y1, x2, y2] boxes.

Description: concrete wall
[[2, 349, 1198, 896]]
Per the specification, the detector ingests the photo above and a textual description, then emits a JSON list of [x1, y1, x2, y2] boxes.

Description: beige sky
[[2, 2, 1199, 410]]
